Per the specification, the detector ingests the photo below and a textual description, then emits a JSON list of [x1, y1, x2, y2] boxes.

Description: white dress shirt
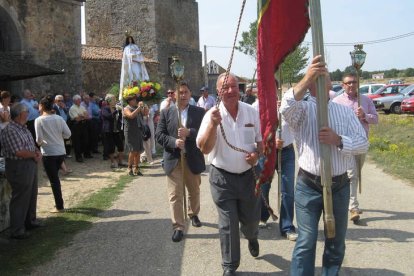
[[197, 101, 262, 174], [280, 89, 368, 176]]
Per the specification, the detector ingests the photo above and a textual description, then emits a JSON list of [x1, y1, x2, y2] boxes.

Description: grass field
[[369, 114, 414, 184]]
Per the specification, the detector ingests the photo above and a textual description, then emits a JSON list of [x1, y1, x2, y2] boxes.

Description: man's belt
[[212, 164, 251, 177], [298, 168, 349, 193]]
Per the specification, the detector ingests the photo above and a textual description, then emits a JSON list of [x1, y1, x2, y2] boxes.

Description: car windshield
[[400, 85, 414, 96]]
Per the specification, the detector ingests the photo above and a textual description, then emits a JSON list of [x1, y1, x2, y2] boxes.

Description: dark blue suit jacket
[[155, 105, 206, 175]]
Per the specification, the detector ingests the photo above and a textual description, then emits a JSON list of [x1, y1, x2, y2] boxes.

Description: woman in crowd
[[35, 95, 71, 213], [101, 94, 127, 169], [0, 91, 11, 129], [123, 96, 144, 176]]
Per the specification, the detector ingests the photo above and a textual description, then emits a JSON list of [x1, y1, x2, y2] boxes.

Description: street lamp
[[169, 55, 187, 219], [350, 44, 366, 196], [350, 44, 367, 71], [170, 56, 185, 82]]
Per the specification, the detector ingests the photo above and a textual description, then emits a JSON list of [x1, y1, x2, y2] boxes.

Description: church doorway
[[0, 5, 23, 92]]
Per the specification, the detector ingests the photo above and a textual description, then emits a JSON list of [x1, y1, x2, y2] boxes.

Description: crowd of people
[[0, 54, 378, 276]]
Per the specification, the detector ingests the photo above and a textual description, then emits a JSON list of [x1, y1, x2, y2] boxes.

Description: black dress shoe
[[223, 269, 236, 276], [26, 221, 44, 230], [10, 232, 30, 240], [172, 230, 183, 242], [248, 239, 259, 257], [191, 216, 202, 227], [76, 157, 84, 163]]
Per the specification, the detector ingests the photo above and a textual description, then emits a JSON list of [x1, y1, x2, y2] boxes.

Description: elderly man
[[333, 73, 378, 221], [69, 95, 91, 162], [160, 89, 176, 111], [197, 86, 215, 111], [241, 86, 256, 105], [281, 56, 369, 275], [156, 81, 206, 242], [20, 89, 40, 142], [0, 103, 42, 239], [197, 73, 262, 276]]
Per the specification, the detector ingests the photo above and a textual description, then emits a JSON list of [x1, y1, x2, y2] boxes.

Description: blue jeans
[[291, 173, 350, 276], [259, 146, 296, 235]]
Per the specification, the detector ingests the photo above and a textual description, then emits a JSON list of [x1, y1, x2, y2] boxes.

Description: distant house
[[203, 60, 248, 94], [372, 73, 384, 80]]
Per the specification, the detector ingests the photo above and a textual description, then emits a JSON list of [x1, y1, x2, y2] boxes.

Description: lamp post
[[350, 44, 367, 195], [169, 56, 187, 219]]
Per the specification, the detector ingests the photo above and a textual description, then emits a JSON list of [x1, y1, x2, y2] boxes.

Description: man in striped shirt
[[333, 73, 378, 221], [281, 56, 369, 276], [1, 103, 42, 239]]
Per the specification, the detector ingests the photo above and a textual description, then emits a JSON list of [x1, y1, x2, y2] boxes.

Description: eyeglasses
[[343, 81, 357, 85], [167, 91, 175, 95]]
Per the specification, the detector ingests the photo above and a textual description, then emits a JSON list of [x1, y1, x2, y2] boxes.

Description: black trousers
[[5, 158, 38, 236], [71, 120, 90, 159], [88, 118, 100, 152], [26, 120, 37, 145], [42, 155, 65, 209]]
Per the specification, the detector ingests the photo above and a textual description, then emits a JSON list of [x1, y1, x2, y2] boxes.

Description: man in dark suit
[[155, 81, 206, 243]]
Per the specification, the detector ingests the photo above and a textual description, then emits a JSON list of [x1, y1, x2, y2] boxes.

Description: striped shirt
[[0, 121, 37, 160], [332, 92, 378, 136], [281, 89, 368, 176]]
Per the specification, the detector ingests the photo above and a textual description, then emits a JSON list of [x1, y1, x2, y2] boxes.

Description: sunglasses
[[167, 91, 175, 95]]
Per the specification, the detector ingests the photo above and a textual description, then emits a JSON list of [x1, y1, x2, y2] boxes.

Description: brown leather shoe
[[350, 209, 360, 221]]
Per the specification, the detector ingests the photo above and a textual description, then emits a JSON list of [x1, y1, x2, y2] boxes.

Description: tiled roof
[[81, 45, 158, 63]]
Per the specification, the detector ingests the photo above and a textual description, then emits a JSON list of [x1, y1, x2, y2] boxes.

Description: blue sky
[[198, 0, 414, 78], [82, 0, 414, 78]]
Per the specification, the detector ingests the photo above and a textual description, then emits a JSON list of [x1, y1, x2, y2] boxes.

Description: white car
[[359, 83, 385, 95]]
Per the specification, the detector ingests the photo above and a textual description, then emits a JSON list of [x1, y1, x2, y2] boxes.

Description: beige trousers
[[167, 157, 201, 230]]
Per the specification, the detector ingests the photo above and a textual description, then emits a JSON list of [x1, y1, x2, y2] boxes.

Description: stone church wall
[[85, 0, 203, 97], [0, 0, 83, 96]]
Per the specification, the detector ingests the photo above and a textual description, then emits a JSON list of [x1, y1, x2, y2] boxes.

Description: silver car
[[373, 84, 414, 114]]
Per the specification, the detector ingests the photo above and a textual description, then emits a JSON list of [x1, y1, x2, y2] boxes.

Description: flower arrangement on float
[[122, 80, 162, 102]]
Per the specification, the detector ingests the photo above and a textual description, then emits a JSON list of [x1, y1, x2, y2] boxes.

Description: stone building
[[85, 0, 203, 95], [0, 0, 84, 96]]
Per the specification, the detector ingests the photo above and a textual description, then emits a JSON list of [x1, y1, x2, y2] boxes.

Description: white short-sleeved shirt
[[197, 101, 262, 174]]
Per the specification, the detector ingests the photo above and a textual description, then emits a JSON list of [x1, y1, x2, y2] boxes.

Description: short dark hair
[[124, 36, 135, 46], [342, 73, 357, 81], [39, 95, 54, 111]]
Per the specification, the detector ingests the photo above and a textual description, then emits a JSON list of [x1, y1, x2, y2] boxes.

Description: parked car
[[388, 79, 404, 85], [332, 84, 343, 92], [367, 84, 410, 100], [359, 83, 385, 95], [373, 84, 414, 114], [401, 95, 414, 114]]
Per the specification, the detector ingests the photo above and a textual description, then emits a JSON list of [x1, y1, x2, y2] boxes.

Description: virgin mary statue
[[119, 35, 150, 100]]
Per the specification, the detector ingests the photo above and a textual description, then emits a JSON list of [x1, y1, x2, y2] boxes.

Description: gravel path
[[31, 159, 414, 275]]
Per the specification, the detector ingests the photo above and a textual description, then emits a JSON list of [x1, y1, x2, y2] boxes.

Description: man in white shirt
[[280, 56, 368, 276], [197, 86, 215, 111], [160, 89, 176, 111], [197, 73, 262, 276]]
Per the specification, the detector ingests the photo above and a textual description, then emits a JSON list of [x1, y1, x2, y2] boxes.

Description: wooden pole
[[356, 69, 362, 194], [176, 82, 188, 220], [309, 0, 335, 238], [276, 69, 283, 214]]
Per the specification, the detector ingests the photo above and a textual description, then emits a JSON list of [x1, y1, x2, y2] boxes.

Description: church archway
[[0, 3, 24, 92]]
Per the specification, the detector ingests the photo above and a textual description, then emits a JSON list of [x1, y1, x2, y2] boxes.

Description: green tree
[[236, 20, 309, 85], [330, 69, 343, 81], [405, 68, 414, 77]]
